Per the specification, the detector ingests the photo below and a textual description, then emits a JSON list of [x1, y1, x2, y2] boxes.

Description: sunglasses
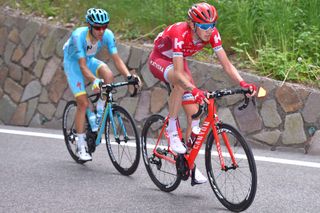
[[195, 22, 216, 30], [92, 24, 108, 31]]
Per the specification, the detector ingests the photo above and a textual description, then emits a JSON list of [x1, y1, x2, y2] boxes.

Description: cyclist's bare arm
[[172, 57, 195, 91], [111, 53, 131, 78], [216, 49, 256, 96], [215, 49, 244, 83], [79, 57, 97, 82]]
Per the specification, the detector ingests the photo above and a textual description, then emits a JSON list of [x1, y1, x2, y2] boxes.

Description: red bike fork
[[212, 124, 226, 170], [212, 123, 238, 170], [222, 131, 238, 167], [210, 97, 238, 170]]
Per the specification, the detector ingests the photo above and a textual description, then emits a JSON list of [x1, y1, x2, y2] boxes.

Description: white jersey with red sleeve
[[153, 22, 222, 58]]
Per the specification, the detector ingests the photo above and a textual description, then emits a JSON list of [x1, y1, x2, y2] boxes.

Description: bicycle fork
[[212, 124, 238, 171], [109, 107, 129, 143]]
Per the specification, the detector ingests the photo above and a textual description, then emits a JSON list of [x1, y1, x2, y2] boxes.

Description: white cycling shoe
[[168, 131, 186, 154], [77, 145, 92, 161], [191, 167, 207, 186]]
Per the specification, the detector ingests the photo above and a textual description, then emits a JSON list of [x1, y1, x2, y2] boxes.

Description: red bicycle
[[141, 88, 257, 212]]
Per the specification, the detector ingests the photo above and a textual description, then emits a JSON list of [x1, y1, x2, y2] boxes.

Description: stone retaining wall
[[0, 9, 319, 154]]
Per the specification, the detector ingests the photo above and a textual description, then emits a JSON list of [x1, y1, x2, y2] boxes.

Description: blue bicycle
[[62, 80, 140, 176]]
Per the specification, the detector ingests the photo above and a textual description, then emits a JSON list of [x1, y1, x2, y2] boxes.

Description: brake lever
[[130, 85, 138, 97], [252, 96, 256, 107], [238, 94, 250, 110], [128, 76, 139, 97]]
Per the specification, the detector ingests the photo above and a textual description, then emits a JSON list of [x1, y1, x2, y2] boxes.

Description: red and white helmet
[[188, 2, 218, 24]]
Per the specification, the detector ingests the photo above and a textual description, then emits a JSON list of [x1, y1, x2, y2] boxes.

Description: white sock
[[191, 119, 200, 129], [167, 117, 177, 133], [77, 133, 86, 147]]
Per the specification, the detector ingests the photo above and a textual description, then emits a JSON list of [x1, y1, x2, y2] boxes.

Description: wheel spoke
[[62, 101, 86, 164], [205, 124, 257, 211], [141, 115, 181, 192], [106, 105, 140, 176]]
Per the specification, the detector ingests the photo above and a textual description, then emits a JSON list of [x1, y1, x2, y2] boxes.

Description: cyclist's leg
[[75, 96, 92, 161], [74, 95, 89, 134], [89, 57, 113, 84], [180, 59, 199, 140], [149, 52, 186, 153], [182, 101, 207, 185], [180, 60, 206, 184], [87, 57, 112, 111], [149, 51, 184, 120], [64, 59, 88, 134], [182, 95, 198, 138], [64, 59, 92, 160]]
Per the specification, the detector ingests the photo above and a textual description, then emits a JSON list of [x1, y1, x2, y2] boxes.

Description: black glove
[[127, 75, 139, 85]]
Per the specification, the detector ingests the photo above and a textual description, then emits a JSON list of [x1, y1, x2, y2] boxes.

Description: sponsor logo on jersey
[[149, 60, 164, 72], [174, 38, 184, 50]]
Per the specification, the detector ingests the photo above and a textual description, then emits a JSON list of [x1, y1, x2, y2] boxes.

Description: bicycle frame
[[186, 98, 237, 171], [153, 98, 237, 171], [143, 87, 258, 211], [89, 93, 128, 147]]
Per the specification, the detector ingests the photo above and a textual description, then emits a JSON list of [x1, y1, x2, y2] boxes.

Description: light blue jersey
[[63, 27, 118, 97]]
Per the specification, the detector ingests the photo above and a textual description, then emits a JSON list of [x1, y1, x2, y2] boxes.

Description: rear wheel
[[105, 105, 140, 176], [62, 101, 86, 164], [141, 114, 181, 192], [205, 123, 257, 212]]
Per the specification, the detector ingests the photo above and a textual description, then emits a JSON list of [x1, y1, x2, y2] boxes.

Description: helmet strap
[[193, 23, 201, 40], [193, 23, 197, 33]]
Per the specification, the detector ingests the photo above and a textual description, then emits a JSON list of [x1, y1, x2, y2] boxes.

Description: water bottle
[[86, 109, 98, 132], [187, 126, 201, 148], [96, 99, 105, 125]]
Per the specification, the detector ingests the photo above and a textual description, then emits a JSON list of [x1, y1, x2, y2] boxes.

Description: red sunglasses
[[92, 25, 108, 31]]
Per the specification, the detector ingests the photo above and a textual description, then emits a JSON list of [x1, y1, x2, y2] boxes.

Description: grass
[[1, 0, 319, 88]]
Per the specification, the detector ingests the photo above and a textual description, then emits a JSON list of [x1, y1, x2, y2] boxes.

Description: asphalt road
[[0, 125, 320, 213]]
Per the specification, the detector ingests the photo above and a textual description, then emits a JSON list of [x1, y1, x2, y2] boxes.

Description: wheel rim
[[63, 102, 79, 159], [106, 107, 139, 173], [208, 127, 256, 207], [143, 117, 179, 188]]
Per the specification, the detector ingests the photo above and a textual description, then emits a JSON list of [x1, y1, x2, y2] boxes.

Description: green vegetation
[[1, 0, 319, 87], [219, 0, 320, 87]]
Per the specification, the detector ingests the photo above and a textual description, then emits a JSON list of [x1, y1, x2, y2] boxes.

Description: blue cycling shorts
[[63, 57, 105, 97]]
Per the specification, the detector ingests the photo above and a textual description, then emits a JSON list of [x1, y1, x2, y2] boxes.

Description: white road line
[[254, 155, 320, 168], [0, 128, 64, 139], [1, 128, 320, 168]]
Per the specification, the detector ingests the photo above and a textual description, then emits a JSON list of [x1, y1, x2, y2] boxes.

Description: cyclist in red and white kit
[[148, 3, 256, 184]]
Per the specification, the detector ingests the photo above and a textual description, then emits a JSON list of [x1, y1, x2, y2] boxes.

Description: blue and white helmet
[[86, 8, 109, 25]]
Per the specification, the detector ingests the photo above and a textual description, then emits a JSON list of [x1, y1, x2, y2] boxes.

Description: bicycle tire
[[62, 101, 86, 164], [105, 105, 140, 176], [205, 123, 257, 212], [141, 114, 181, 192]]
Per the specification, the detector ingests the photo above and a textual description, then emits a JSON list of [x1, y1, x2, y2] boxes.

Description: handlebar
[[99, 80, 139, 98], [191, 88, 253, 119]]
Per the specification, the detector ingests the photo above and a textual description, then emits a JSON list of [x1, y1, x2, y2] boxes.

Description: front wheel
[[205, 123, 257, 212], [105, 105, 140, 176], [141, 114, 181, 192], [62, 101, 86, 164]]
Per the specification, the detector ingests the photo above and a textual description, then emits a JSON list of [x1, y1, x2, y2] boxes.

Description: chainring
[[86, 131, 97, 154]]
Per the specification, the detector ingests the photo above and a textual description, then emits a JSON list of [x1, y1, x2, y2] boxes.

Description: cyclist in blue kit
[[63, 8, 140, 161]]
